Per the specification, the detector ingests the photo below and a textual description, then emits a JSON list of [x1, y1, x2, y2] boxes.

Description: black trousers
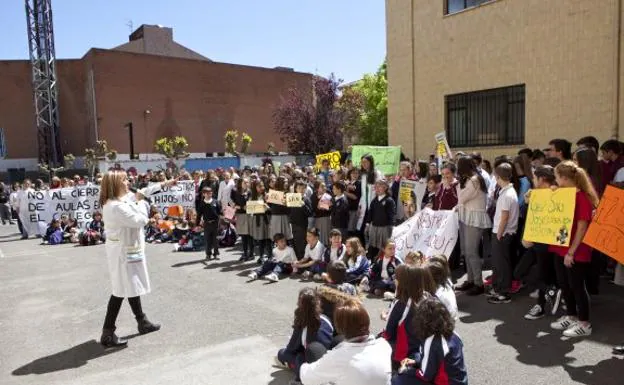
[[492, 234, 513, 295], [203, 220, 219, 257], [554, 257, 590, 322], [291, 224, 307, 260], [103, 295, 144, 330]]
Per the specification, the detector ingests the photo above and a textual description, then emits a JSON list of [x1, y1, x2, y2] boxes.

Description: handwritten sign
[[392, 208, 459, 260], [319, 200, 331, 211], [246, 200, 267, 214], [223, 206, 236, 221], [267, 189, 285, 205], [286, 193, 304, 207], [351, 145, 401, 176], [434, 132, 453, 160], [315, 151, 341, 171], [523, 188, 576, 247], [583, 186, 624, 263]]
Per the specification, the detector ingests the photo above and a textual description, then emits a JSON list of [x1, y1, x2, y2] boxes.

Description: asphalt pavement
[[0, 224, 622, 385]]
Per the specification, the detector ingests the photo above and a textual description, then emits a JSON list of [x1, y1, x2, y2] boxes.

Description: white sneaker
[[302, 271, 312, 280], [563, 322, 592, 337], [550, 315, 577, 331], [529, 289, 539, 299], [524, 304, 545, 320], [312, 273, 322, 281], [266, 273, 279, 282], [247, 271, 258, 280], [172, 244, 180, 252], [383, 292, 396, 301], [359, 277, 370, 292]]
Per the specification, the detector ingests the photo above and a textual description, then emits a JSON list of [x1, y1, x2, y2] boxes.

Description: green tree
[[154, 136, 190, 159], [240, 132, 252, 154], [351, 59, 388, 145], [224, 130, 239, 154]]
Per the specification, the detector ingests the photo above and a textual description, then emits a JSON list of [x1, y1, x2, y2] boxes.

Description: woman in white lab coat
[[99, 170, 172, 348]]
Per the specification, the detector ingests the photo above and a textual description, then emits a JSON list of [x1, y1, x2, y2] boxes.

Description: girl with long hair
[[454, 156, 492, 296], [231, 177, 253, 261], [356, 154, 384, 235], [249, 179, 271, 263], [343, 237, 370, 283], [268, 176, 293, 244], [549, 161, 599, 337], [276, 288, 333, 383]]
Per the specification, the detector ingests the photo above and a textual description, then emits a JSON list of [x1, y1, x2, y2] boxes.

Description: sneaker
[[312, 273, 322, 281], [247, 271, 258, 280], [529, 289, 539, 299], [466, 285, 485, 296], [510, 280, 523, 294], [550, 315, 577, 331], [484, 287, 498, 298], [274, 356, 288, 368], [266, 273, 279, 282], [302, 271, 312, 280], [257, 257, 265, 265], [563, 322, 592, 337], [547, 288, 562, 315], [488, 294, 511, 304], [454, 281, 474, 292], [524, 304, 545, 320], [383, 291, 396, 301], [359, 277, 370, 292], [172, 244, 180, 252]]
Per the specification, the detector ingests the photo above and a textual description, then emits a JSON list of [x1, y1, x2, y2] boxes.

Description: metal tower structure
[[25, 0, 62, 167]]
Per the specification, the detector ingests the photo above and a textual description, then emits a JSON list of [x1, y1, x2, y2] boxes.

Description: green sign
[[351, 145, 401, 176]]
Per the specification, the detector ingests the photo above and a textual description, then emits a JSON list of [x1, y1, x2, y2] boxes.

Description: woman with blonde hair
[[99, 170, 174, 347], [549, 161, 598, 338]]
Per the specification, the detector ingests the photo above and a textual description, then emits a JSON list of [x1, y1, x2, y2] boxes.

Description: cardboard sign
[[266, 189, 285, 205], [583, 185, 624, 263], [286, 193, 304, 207], [315, 151, 341, 171], [246, 200, 267, 214], [392, 208, 459, 260], [523, 188, 577, 247], [223, 206, 236, 220], [319, 200, 331, 211], [351, 145, 401, 176], [434, 132, 453, 160]]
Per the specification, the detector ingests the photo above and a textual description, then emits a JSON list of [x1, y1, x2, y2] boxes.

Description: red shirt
[[549, 191, 594, 262]]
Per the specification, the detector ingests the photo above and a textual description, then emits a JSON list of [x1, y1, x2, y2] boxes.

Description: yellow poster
[[315, 151, 341, 171], [523, 188, 577, 247], [434, 132, 453, 159]]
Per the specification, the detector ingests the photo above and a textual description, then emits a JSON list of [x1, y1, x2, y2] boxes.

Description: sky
[[0, 0, 386, 82]]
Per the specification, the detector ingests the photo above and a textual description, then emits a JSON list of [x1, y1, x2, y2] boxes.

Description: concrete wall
[[386, 0, 624, 160]]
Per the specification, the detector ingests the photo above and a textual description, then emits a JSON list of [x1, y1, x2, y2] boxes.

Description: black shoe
[[137, 315, 161, 335], [257, 257, 266, 265], [466, 285, 485, 296], [455, 281, 475, 292], [613, 345, 624, 355], [488, 294, 512, 304], [100, 328, 128, 348]]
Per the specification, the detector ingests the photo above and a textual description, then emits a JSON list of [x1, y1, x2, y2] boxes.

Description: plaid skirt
[[315, 216, 332, 246], [235, 213, 251, 236], [249, 216, 269, 240], [348, 210, 359, 232], [269, 214, 293, 240], [368, 225, 392, 250]]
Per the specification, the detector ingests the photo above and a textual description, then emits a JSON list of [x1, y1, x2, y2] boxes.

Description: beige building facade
[[386, 0, 624, 161]]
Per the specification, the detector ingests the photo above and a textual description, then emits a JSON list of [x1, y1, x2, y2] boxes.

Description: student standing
[[488, 163, 519, 304], [249, 179, 272, 263], [289, 181, 313, 260], [197, 187, 222, 260], [231, 177, 253, 261], [365, 180, 396, 259], [330, 181, 350, 239]]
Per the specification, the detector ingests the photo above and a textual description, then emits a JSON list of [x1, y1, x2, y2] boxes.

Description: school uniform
[[330, 194, 349, 239], [197, 198, 222, 258], [269, 201, 293, 240], [318, 283, 358, 325], [249, 198, 271, 257], [346, 181, 361, 233], [300, 241, 326, 274], [368, 254, 402, 293], [230, 189, 251, 235], [312, 193, 332, 246], [345, 255, 371, 283], [289, 196, 313, 260], [383, 298, 421, 365], [322, 244, 346, 268], [392, 333, 468, 385], [253, 246, 296, 278], [366, 195, 396, 250]]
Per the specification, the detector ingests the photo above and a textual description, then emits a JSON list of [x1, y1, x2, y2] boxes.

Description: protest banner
[[351, 145, 401, 176], [583, 185, 624, 263], [523, 187, 576, 247], [399, 180, 427, 206], [286, 193, 304, 207], [149, 181, 197, 216], [434, 132, 453, 160], [392, 208, 459, 260], [19, 185, 101, 235], [315, 151, 341, 171], [246, 200, 267, 214], [266, 189, 285, 205]]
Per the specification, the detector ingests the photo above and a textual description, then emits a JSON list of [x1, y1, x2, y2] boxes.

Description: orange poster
[[583, 186, 624, 263]]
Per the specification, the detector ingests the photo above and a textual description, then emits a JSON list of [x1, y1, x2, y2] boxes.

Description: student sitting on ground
[[248, 233, 296, 282], [276, 288, 334, 384], [342, 237, 370, 284], [44, 219, 64, 245], [360, 240, 402, 296], [318, 261, 359, 324], [293, 228, 326, 281], [321, 229, 346, 272], [392, 297, 468, 385], [173, 221, 205, 252], [426, 256, 458, 320], [63, 217, 80, 243]]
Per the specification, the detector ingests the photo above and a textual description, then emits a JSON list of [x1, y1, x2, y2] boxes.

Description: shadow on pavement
[[268, 368, 293, 385], [564, 357, 624, 385], [11, 340, 126, 376], [171, 259, 208, 268]]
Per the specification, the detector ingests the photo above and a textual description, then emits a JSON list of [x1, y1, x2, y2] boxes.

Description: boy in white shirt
[[293, 227, 326, 280], [488, 163, 519, 304], [248, 233, 296, 282]]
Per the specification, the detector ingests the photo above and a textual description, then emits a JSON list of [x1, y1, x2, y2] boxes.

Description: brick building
[[386, 0, 624, 160], [0, 25, 312, 162]]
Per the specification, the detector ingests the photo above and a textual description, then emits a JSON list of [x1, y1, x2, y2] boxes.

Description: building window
[[446, 0, 493, 15], [445, 85, 525, 148]]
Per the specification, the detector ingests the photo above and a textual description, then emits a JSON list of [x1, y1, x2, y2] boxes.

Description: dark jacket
[[383, 299, 421, 363], [283, 314, 334, 355], [230, 189, 249, 214], [197, 199, 221, 224], [345, 181, 361, 211], [330, 195, 349, 229], [288, 197, 313, 227], [365, 195, 396, 227], [311, 194, 331, 218], [368, 254, 402, 281]]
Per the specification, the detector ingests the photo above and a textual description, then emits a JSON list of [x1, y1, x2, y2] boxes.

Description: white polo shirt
[[492, 184, 519, 235]]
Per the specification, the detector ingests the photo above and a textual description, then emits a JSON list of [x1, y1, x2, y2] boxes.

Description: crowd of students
[[2, 135, 623, 384]]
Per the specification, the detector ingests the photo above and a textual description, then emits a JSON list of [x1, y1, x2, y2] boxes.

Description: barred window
[[445, 85, 526, 148], [446, 0, 493, 15]]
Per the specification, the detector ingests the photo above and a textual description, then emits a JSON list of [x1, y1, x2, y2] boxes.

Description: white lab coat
[[103, 184, 161, 298], [300, 335, 392, 385]]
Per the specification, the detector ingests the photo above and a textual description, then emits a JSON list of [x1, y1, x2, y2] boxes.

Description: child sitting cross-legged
[[292, 228, 326, 281], [318, 261, 359, 324], [318, 229, 346, 280], [342, 237, 370, 284], [360, 239, 402, 296], [247, 233, 296, 282]]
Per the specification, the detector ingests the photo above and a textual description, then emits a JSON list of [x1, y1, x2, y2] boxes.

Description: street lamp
[[124, 122, 135, 160]]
